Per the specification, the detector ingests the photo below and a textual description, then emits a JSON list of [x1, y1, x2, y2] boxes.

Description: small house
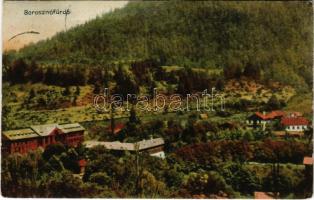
[[247, 111, 285, 130], [247, 111, 285, 125], [281, 116, 309, 132]]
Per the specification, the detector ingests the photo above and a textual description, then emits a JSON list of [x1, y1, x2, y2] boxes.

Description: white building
[[84, 137, 165, 158]]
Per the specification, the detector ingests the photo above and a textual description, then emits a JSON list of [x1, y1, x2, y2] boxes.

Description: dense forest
[[3, 1, 313, 92]]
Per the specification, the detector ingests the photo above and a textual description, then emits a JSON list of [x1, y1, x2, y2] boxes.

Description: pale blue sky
[[3, 1, 128, 51]]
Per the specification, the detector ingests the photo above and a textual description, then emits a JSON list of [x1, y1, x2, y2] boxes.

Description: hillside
[[4, 1, 313, 91]]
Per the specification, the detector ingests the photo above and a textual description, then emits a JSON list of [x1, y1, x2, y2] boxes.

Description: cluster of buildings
[[2, 123, 85, 155], [2, 110, 309, 157], [2, 120, 166, 159], [247, 110, 310, 132]]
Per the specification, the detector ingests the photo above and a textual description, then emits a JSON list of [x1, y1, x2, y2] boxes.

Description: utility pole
[[272, 158, 280, 198], [110, 106, 115, 135], [135, 143, 141, 197]]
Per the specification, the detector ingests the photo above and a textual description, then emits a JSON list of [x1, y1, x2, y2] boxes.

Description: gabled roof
[[254, 110, 285, 120], [85, 141, 135, 151], [137, 138, 165, 150], [2, 123, 85, 141], [267, 110, 285, 118], [31, 124, 58, 136], [254, 112, 268, 120], [281, 117, 309, 126], [58, 123, 85, 133], [3, 128, 39, 140], [84, 138, 165, 151]]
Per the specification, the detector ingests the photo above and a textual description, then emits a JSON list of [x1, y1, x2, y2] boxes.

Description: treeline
[[3, 58, 86, 86], [6, 1, 312, 91], [3, 57, 227, 97], [2, 141, 312, 198]]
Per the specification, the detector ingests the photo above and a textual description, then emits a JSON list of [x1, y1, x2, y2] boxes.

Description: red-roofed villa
[[247, 110, 285, 129], [281, 116, 309, 132]]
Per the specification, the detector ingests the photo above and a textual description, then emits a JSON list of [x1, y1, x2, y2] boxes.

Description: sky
[[3, 1, 128, 51]]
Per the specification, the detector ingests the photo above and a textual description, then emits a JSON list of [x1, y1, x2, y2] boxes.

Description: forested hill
[[6, 1, 313, 90]]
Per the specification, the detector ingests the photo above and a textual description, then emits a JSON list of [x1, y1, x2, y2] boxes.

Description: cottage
[[247, 111, 285, 126], [247, 111, 283, 130], [2, 123, 85, 155], [281, 116, 309, 132]]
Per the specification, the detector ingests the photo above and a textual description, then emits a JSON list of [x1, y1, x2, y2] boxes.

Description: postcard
[[2, 0, 313, 198]]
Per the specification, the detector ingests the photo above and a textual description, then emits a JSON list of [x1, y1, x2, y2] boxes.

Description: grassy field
[[285, 93, 313, 118], [162, 65, 223, 75], [224, 78, 296, 103], [2, 76, 309, 133]]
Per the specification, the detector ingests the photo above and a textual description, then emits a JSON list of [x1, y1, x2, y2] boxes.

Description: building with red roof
[[2, 123, 85, 155], [247, 110, 309, 132], [281, 116, 309, 132], [248, 110, 285, 122], [247, 110, 286, 129]]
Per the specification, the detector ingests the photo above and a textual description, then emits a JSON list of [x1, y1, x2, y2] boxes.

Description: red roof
[[78, 159, 87, 167], [303, 157, 313, 165], [281, 117, 309, 126], [254, 192, 276, 199], [108, 123, 125, 134], [254, 110, 285, 120], [255, 112, 268, 120], [267, 110, 285, 118]]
